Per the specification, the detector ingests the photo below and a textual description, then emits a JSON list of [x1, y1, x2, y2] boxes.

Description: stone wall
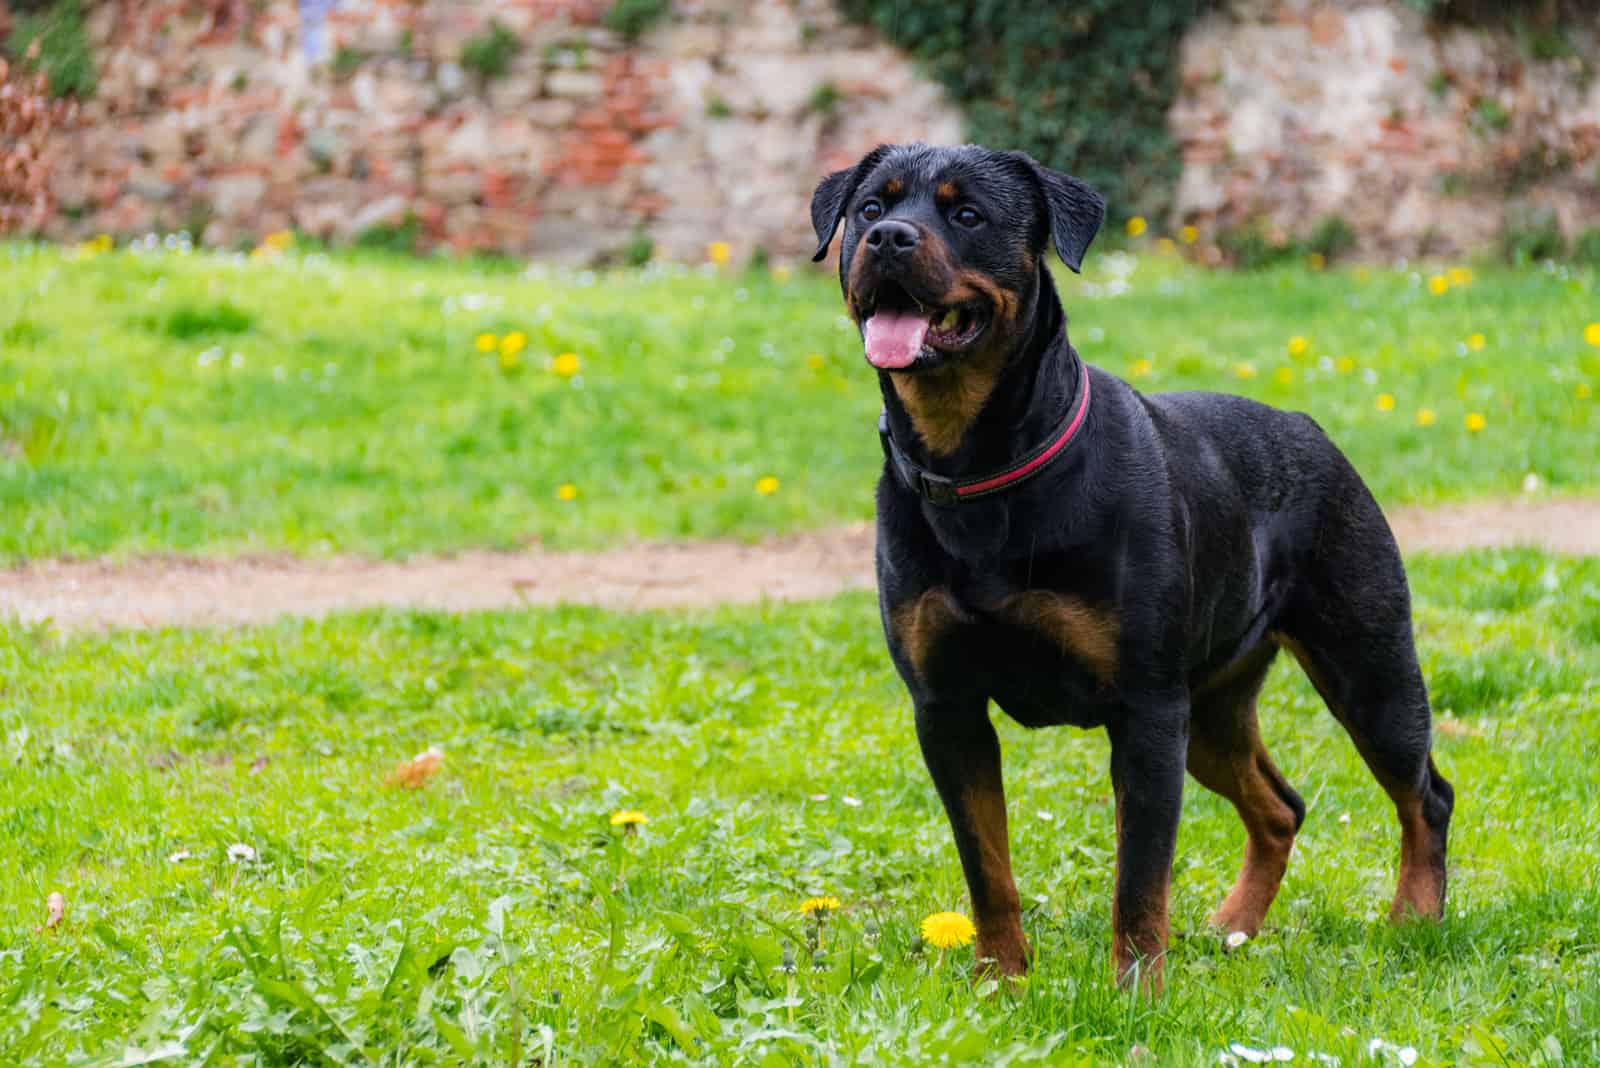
[[41, 0, 960, 263], [1172, 1, 1600, 257]]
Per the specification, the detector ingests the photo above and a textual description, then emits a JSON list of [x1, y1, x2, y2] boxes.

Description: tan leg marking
[[890, 587, 962, 680]]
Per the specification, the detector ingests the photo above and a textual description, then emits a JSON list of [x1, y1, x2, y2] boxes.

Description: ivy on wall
[[837, 1, 1213, 223]]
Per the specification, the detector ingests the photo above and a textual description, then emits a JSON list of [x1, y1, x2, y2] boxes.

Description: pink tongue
[[863, 310, 929, 369]]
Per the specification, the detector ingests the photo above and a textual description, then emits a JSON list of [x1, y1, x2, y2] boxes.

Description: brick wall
[[43, 0, 961, 263]]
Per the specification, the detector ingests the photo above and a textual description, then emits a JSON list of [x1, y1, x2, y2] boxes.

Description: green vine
[[837, 1, 1212, 223]]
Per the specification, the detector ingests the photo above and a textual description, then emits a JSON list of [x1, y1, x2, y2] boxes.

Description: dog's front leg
[[1107, 694, 1188, 994], [915, 697, 1029, 978]]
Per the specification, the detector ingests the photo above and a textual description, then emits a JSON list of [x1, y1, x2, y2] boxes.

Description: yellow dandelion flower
[[1286, 336, 1309, 358], [1465, 412, 1486, 433], [1447, 266, 1473, 287], [1179, 224, 1199, 245], [1129, 358, 1153, 378], [799, 896, 841, 916], [1274, 367, 1295, 386], [1376, 393, 1396, 412], [1584, 323, 1600, 348], [1427, 275, 1449, 296], [771, 265, 793, 283], [557, 483, 579, 501], [920, 911, 976, 950], [1306, 252, 1326, 271], [1234, 362, 1257, 379], [755, 475, 780, 496], [805, 353, 826, 371], [552, 352, 581, 377], [1577, 382, 1593, 400], [1125, 216, 1147, 238], [1416, 407, 1437, 427], [264, 229, 295, 251], [708, 241, 732, 266], [1335, 356, 1356, 374], [475, 333, 498, 353], [1466, 332, 1486, 351], [1155, 237, 1176, 256], [609, 810, 648, 827], [500, 331, 527, 357]]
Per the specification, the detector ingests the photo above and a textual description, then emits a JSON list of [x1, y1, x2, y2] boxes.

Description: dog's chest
[[894, 581, 1122, 727]]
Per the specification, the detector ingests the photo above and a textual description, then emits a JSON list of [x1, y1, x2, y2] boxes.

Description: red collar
[[879, 364, 1092, 507]]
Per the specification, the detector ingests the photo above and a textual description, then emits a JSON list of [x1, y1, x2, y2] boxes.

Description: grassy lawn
[[2, 242, 1597, 561], [2, 550, 1596, 1064]]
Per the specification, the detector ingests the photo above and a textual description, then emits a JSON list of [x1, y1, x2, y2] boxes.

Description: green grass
[[2, 550, 1597, 1064], [1, 243, 1597, 561]]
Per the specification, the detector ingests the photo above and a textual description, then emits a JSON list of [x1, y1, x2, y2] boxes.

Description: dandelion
[[756, 475, 780, 495], [1130, 358, 1153, 378], [500, 331, 527, 357], [920, 910, 976, 950], [1156, 237, 1176, 256], [557, 483, 579, 501], [805, 353, 826, 371], [1126, 216, 1147, 238], [707, 241, 732, 266], [552, 352, 581, 377], [1427, 275, 1449, 296], [264, 230, 294, 252], [1274, 367, 1295, 386], [1376, 393, 1395, 412], [475, 333, 498, 353], [1286, 336, 1309, 357], [1416, 408, 1436, 427], [1578, 382, 1593, 400], [609, 810, 648, 829], [1179, 225, 1199, 245], [227, 843, 257, 864], [1447, 266, 1473, 287], [1306, 252, 1326, 271], [800, 896, 840, 916], [1466, 412, 1486, 433], [1585, 323, 1600, 348], [1466, 332, 1486, 351], [1234, 362, 1257, 379], [771, 265, 792, 283], [1335, 356, 1355, 374]]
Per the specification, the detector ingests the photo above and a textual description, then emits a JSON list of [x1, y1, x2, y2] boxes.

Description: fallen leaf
[[387, 746, 446, 789]]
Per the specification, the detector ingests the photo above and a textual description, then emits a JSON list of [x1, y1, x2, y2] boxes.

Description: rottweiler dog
[[810, 143, 1454, 991]]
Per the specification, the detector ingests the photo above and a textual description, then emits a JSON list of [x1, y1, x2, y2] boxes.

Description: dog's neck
[[878, 266, 1083, 478]]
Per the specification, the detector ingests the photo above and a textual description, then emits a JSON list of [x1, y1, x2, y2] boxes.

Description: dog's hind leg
[[1276, 464, 1454, 922], [1187, 643, 1305, 937]]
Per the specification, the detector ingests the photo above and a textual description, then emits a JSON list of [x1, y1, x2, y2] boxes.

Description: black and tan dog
[[811, 143, 1454, 991]]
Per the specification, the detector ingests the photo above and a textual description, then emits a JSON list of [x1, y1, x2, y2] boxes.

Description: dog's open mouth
[[860, 281, 988, 370]]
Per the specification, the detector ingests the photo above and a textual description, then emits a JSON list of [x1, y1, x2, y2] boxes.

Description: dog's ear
[[1016, 154, 1105, 273], [810, 145, 891, 262]]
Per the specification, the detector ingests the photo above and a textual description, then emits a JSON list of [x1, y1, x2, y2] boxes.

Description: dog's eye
[[859, 200, 884, 223], [952, 205, 984, 228]]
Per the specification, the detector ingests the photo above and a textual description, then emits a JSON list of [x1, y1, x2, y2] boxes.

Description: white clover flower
[[168, 849, 192, 864], [1226, 930, 1249, 950]]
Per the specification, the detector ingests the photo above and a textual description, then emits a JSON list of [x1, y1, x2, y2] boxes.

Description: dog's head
[[811, 143, 1104, 373]]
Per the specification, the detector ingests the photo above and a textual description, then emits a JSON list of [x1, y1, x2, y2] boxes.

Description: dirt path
[[2, 499, 1597, 632]]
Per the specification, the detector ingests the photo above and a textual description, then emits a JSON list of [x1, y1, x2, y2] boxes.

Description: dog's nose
[[864, 220, 919, 255]]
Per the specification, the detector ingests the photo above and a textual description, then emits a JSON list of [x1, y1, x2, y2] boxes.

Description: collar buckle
[[919, 472, 959, 507]]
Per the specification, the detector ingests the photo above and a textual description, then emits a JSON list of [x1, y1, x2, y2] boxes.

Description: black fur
[[813, 143, 1454, 988]]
